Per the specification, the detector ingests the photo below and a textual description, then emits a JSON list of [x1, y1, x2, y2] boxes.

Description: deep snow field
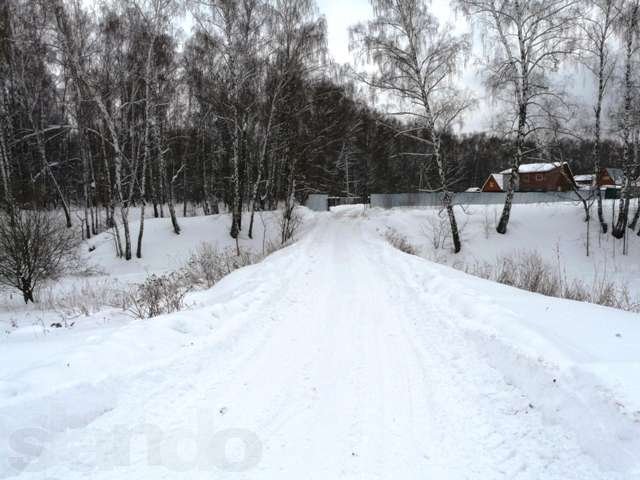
[[1, 202, 639, 479]]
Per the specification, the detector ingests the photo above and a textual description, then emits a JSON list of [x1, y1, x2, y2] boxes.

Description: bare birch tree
[[191, 0, 267, 240], [612, 0, 640, 239], [457, 0, 580, 234], [580, 0, 621, 234], [53, 0, 133, 259], [135, 0, 180, 257], [351, 0, 472, 253], [0, 2, 14, 211], [5, 0, 73, 227]]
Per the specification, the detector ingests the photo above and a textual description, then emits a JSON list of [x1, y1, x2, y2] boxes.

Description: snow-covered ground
[[0, 209, 307, 331], [368, 200, 640, 293], [1, 204, 639, 479]]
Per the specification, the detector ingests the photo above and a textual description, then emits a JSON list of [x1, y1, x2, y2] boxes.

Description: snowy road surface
[[3, 208, 639, 479]]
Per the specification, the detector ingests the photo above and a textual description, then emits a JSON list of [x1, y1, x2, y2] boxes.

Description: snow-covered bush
[[129, 272, 191, 319], [384, 229, 417, 255]]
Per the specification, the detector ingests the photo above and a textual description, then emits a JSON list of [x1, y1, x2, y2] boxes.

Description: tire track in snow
[[7, 210, 635, 479], [369, 226, 624, 479]]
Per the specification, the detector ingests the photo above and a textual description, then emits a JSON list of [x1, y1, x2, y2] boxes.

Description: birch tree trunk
[[137, 39, 155, 258], [593, 19, 609, 234], [230, 118, 242, 239], [612, 2, 638, 239], [430, 127, 461, 253], [34, 125, 72, 228], [0, 103, 12, 209], [53, 1, 133, 258], [497, 101, 525, 234], [154, 110, 180, 234], [497, 12, 528, 235]]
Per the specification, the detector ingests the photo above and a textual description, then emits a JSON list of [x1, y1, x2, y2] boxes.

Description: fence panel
[[370, 191, 592, 208], [305, 194, 329, 211]]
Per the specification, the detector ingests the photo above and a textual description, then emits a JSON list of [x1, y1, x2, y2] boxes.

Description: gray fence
[[306, 190, 606, 211], [370, 191, 592, 209], [305, 194, 329, 211]]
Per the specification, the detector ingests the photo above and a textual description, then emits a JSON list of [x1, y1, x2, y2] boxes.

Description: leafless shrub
[[562, 280, 591, 303], [423, 214, 449, 250], [280, 206, 302, 244], [495, 256, 517, 287], [38, 279, 130, 316], [263, 238, 293, 256], [0, 210, 82, 303], [129, 271, 191, 319], [518, 253, 561, 296], [464, 260, 493, 280], [464, 251, 640, 312], [384, 229, 418, 255], [184, 243, 257, 288]]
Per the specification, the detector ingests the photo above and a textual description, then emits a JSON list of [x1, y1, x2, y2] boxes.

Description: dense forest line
[[0, 0, 638, 260]]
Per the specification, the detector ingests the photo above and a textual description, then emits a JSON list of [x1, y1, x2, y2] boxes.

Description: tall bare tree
[[53, 0, 133, 258], [5, 0, 73, 227], [192, 0, 267, 240], [0, 1, 13, 211], [351, 0, 472, 253], [135, 0, 181, 258], [612, 0, 640, 239], [458, 0, 580, 234], [580, 0, 621, 234]]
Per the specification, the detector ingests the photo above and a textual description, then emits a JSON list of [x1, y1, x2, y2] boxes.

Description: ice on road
[[4, 208, 638, 479]]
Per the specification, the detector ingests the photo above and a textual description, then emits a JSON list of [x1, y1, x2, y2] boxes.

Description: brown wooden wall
[[481, 175, 503, 192], [519, 166, 574, 192]]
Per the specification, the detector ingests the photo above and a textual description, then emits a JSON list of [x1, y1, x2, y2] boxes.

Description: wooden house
[[481, 173, 507, 192], [597, 168, 624, 187], [574, 174, 595, 189], [482, 163, 575, 193]]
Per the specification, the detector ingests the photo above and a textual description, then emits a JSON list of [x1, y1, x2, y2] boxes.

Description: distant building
[[574, 174, 595, 189], [597, 168, 624, 187], [572, 168, 625, 191], [481, 173, 507, 192], [481, 162, 575, 193]]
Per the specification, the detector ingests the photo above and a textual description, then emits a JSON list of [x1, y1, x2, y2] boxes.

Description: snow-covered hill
[[1, 205, 639, 479]]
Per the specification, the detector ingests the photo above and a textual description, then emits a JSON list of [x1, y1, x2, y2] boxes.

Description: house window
[[522, 174, 529, 182], [535, 174, 543, 181]]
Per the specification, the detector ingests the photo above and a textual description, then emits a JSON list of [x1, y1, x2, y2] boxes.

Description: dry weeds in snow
[[384, 229, 418, 256], [465, 251, 640, 313]]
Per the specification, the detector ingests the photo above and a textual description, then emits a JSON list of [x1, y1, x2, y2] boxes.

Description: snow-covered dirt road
[[3, 208, 639, 479]]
